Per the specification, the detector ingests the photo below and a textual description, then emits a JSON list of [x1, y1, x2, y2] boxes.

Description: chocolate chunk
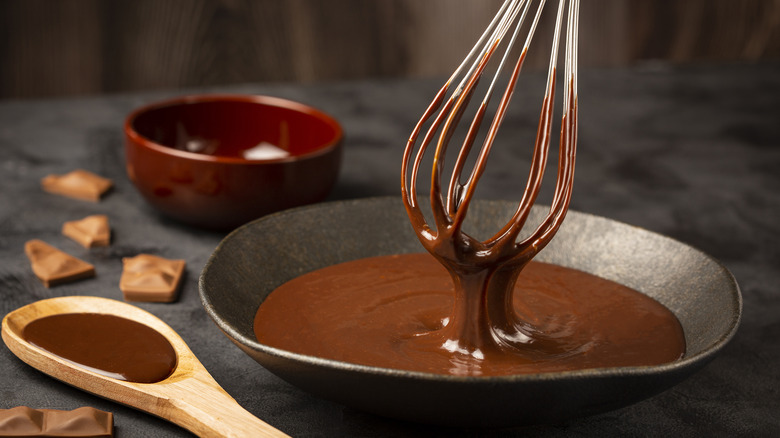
[[0, 406, 113, 437], [62, 215, 111, 248], [0, 406, 42, 435], [24, 240, 95, 287], [119, 254, 185, 303], [41, 169, 113, 202]]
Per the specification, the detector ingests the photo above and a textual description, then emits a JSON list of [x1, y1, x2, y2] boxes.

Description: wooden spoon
[[1, 296, 288, 438]]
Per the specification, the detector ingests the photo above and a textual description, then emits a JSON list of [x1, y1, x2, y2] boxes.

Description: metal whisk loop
[[402, 0, 579, 267]]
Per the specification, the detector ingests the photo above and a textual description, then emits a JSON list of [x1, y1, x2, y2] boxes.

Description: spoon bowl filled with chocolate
[[201, 0, 740, 428]]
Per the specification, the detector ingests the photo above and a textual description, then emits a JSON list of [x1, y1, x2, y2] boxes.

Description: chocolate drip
[[402, 69, 578, 360]]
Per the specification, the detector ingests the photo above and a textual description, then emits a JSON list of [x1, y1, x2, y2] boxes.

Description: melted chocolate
[[257, 8, 683, 378], [23, 313, 177, 383], [255, 253, 685, 376]]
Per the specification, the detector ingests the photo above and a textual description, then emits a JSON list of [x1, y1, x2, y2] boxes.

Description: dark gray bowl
[[199, 197, 741, 427]]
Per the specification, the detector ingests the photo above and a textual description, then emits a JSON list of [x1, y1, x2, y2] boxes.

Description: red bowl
[[124, 95, 343, 230]]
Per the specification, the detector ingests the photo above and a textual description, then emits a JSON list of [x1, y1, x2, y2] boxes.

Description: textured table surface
[[1, 62, 778, 437]]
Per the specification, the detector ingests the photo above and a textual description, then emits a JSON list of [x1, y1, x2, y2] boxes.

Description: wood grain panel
[[0, 0, 103, 97], [1, 0, 778, 98]]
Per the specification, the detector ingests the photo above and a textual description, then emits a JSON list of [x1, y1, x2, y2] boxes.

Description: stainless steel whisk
[[402, 0, 579, 270], [401, 0, 580, 352]]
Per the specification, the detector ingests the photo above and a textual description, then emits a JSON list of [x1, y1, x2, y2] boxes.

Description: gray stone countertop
[[1, 62, 778, 437]]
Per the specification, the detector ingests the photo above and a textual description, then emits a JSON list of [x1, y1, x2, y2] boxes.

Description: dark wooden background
[[1, 0, 779, 99]]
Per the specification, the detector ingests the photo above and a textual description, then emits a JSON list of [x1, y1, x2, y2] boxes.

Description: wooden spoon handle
[[158, 377, 289, 438]]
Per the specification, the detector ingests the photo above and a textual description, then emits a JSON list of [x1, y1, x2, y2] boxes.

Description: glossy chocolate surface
[[256, 253, 684, 376], [22, 313, 177, 384]]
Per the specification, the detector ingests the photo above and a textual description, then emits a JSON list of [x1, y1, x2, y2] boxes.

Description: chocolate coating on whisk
[[401, 0, 579, 358]]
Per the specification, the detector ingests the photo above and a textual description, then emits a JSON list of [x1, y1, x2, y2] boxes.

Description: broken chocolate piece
[[62, 215, 111, 248], [24, 240, 95, 287], [119, 254, 185, 303], [0, 406, 42, 435], [41, 169, 113, 202], [0, 406, 113, 437]]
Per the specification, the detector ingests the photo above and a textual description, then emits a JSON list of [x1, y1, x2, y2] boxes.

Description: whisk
[[401, 0, 579, 355]]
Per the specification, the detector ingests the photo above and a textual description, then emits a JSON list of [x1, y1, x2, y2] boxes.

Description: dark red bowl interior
[[129, 96, 341, 162], [124, 95, 343, 229]]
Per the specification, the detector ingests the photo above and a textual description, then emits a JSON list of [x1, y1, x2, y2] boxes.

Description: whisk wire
[[402, 0, 579, 263], [514, 0, 579, 252], [448, 0, 548, 226]]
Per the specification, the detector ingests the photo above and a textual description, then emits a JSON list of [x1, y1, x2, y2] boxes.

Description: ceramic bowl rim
[[124, 94, 343, 165]]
